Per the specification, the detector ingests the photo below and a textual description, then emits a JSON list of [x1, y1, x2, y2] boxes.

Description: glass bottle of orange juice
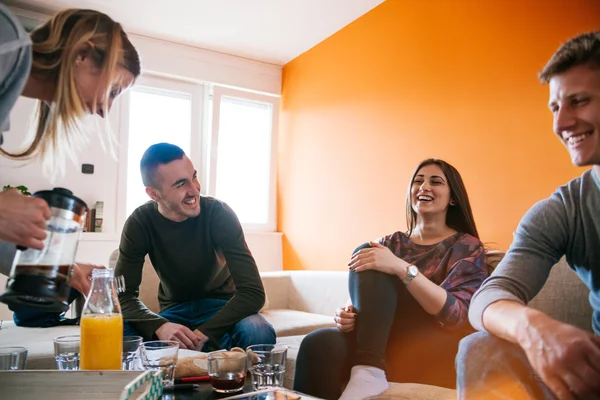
[[80, 268, 123, 370]]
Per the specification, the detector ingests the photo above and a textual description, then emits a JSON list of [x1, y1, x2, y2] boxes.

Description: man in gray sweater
[[456, 31, 600, 399]]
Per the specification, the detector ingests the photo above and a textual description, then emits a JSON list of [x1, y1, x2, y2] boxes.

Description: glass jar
[[0, 188, 87, 312]]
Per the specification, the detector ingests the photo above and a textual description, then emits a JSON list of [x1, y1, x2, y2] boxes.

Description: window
[[117, 77, 277, 232], [209, 87, 279, 231], [117, 75, 203, 225]]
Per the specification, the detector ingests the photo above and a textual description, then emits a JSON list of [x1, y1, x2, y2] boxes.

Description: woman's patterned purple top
[[379, 231, 488, 329]]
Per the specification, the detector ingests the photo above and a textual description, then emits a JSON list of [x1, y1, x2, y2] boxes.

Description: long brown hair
[[405, 158, 480, 239], [0, 9, 140, 163]]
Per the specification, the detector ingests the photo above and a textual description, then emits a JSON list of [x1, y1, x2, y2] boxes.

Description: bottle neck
[[90, 276, 115, 291], [84, 272, 121, 315]]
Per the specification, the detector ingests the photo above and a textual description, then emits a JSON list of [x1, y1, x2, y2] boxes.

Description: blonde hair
[[1, 9, 140, 174]]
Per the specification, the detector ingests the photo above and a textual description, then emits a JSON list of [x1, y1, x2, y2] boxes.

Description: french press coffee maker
[[0, 188, 88, 312]]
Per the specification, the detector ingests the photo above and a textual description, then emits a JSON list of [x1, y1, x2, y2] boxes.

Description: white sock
[[338, 365, 389, 400]]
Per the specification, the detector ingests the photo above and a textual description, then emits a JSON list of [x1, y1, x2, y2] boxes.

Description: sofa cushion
[[260, 272, 292, 310], [286, 271, 349, 316], [262, 309, 334, 337], [529, 257, 593, 332]]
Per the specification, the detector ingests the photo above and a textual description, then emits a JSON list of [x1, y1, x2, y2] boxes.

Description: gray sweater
[[0, 4, 29, 275], [0, 4, 31, 144], [469, 169, 600, 335]]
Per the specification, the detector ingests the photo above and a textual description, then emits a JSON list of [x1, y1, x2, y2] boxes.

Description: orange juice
[[80, 313, 123, 370]]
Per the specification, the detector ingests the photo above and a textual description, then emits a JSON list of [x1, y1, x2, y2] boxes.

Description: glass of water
[[122, 336, 143, 370], [53, 335, 80, 370], [0, 346, 27, 370], [246, 344, 287, 390], [140, 340, 179, 387]]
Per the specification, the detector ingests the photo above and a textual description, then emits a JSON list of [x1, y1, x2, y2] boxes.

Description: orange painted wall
[[278, 0, 600, 271]]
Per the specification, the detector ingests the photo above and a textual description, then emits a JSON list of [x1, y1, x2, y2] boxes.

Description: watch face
[[408, 265, 419, 277]]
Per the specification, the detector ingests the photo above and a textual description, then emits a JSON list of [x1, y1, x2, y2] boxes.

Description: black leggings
[[293, 267, 471, 399]]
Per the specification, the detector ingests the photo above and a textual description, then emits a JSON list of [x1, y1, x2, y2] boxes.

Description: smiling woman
[[406, 159, 479, 240], [293, 158, 488, 400]]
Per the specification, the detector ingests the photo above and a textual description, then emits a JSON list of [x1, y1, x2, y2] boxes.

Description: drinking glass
[[246, 344, 287, 390], [54, 335, 80, 370], [207, 350, 247, 393], [0, 346, 27, 370], [140, 340, 179, 387], [122, 336, 143, 370]]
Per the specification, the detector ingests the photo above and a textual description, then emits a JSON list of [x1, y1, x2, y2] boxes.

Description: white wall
[[0, 35, 283, 278]]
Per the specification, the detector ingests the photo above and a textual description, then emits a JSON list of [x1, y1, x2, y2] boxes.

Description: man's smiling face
[[147, 155, 201, 222], [549, 64, 600, 168]]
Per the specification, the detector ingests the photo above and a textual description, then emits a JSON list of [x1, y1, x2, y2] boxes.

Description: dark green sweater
[[114, 196, 265, 342]]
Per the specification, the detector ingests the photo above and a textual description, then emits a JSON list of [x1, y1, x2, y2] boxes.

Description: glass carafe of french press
[[0, 188, 87, 312]]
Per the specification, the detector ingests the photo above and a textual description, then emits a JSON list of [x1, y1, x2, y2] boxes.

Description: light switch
[[82, 164, 94, 174]]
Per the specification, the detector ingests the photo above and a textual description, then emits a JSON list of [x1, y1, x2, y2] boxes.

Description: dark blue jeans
[[124, 297, 276, 351], [456, 332, 556, 399]]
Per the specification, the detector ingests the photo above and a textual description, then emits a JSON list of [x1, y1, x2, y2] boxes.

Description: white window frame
[[208, 86, 279, 232], [116, 74, 205, 231]]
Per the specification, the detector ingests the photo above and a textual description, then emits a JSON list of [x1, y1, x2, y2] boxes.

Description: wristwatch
[[402, 264, 419, 286]]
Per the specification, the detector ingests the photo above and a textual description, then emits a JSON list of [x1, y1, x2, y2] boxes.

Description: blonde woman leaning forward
[[0, 5, 141, 295]]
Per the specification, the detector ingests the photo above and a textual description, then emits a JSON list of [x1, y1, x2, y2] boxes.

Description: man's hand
[[519, 313, 600, 400], [334, 305, 357, 332], [0, 189, 51, 250], [69, 263, 104, 296], [156, 322, 203, 350], [192, 329, 209, 351]]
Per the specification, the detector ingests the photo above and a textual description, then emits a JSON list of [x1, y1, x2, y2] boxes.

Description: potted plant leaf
[[2, 185, 32, 196]]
